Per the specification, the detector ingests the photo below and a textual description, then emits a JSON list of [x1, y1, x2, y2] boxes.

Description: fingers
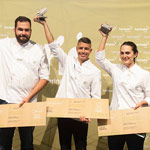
[[85, 118, 91, 122], [33, 16, 39, 22], [99, 24, 112, 37], [134, 101, 148, 110], [79, 116, 91, 123], [134, 102, 142, 110], [33, 16, 46, 25], [19, 101, 25, 107], [98, 28, 108, 37], [134, 105, 139, 110]]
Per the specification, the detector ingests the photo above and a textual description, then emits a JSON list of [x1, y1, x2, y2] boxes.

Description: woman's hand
[[99, 24, 112, 37], [134, 101, 148, 110]]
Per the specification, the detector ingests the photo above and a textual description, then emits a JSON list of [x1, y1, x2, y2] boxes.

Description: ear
[[76, 46, 78, 51], [89, 48, 92, 53], [135, 52, 138, 58]]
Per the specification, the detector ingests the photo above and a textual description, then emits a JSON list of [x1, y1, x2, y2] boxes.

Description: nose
[[22, 30, 26, 35], [123, 53, 126, 57], [121, 53, 127, 57], [82, 48, 86, 52]]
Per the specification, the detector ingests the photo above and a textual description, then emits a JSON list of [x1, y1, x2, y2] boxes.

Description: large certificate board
[[46, 98, 109, 119], [98, 107, 150, 136], [0, 102, 46, 128]]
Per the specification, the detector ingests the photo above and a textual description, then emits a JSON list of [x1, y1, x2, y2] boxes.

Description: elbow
[[48, 39, 54, 44], [95, 57, 104, 66]]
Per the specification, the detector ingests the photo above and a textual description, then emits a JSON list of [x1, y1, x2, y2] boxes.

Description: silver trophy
[[100, 24, 112, 34], [36, 8, 48, 21]]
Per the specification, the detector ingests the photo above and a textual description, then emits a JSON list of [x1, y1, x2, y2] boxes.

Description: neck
[[126, 62, 135, 68], [18, 41, 29, 46], [78, 58, 89, 65]]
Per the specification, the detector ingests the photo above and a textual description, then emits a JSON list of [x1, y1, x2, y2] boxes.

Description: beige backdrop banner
[[1, 0, 150, 149]]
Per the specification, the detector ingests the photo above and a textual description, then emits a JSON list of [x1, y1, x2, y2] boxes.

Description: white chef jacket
[[0, 37, 49, 103], [48, 41, 101, 99], [96, 50, 150, 110]]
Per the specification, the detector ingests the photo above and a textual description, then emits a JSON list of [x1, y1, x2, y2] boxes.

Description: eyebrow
[[120, 51, 130, 54], [78, 47, 90, 50], [17, 28, 31, 31]]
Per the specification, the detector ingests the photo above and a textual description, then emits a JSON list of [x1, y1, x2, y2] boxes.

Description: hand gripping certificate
[[46, 98, 109, 119], [0, 102, 47, 127], [98, 107, 150, 136]]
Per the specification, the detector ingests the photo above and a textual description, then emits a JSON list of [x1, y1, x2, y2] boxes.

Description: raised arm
[[97, 25, 111, 52], [34, 17, 68, 70], [95, 25, 114, 76], [34, 17, 54, 44]]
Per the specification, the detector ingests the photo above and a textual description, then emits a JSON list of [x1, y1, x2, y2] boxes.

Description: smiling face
[[14, 21, 31, 45], [120, 45, 138, 68], [76, 42, 92, 64]]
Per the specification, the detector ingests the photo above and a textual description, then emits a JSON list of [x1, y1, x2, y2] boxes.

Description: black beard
[[15, 34, 30, 44]]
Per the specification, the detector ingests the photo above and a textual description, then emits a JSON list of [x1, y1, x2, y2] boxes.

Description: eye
[[78, 47, 90, 50], [84, 47, 89, 50], [120, 52, 124, 55], [18, 28, 23, 31], [125, 52, 130, 55], [25, 29, 30, 32], [78, 47, 83, 49]]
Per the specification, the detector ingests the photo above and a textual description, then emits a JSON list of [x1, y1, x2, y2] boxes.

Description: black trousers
[[108, 134, 145, 150], [58, 118, 88, 150], [0, 127, 34, 150]]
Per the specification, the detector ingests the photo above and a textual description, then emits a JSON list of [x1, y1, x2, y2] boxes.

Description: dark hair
[[15, 16, 31, 28], [77, 37, 91, 45], [121, 41, 138, 62]]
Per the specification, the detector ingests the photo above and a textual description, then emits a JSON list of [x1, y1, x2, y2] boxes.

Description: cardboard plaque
[[0, 102, 46, 127], [98, 107, 150, 136], [46, 98, 109, 119]]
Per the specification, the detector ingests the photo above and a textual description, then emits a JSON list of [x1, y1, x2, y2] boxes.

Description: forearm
[[97, 36, 108, 52], [19, 79, 48, 107], [33, 17, 54, 44], [27, 79, 48, 101], [98, 24, 111, 52], [43, 21, 54, 44]]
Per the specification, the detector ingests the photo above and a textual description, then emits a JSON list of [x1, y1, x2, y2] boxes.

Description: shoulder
[[0, 37, 11, 43], [0, 37, 15, 48], [29, 40, 43, 49], [116, 63, 124, 69], [136, 64, 149, 75], [88, 60, 101, 74], [27, 41, 47, 58], [29, 40, 45, 52], [67, 55, 76, 62]]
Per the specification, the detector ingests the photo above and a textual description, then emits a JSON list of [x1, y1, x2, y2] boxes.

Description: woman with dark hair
[[95, 25, 150, 150]]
